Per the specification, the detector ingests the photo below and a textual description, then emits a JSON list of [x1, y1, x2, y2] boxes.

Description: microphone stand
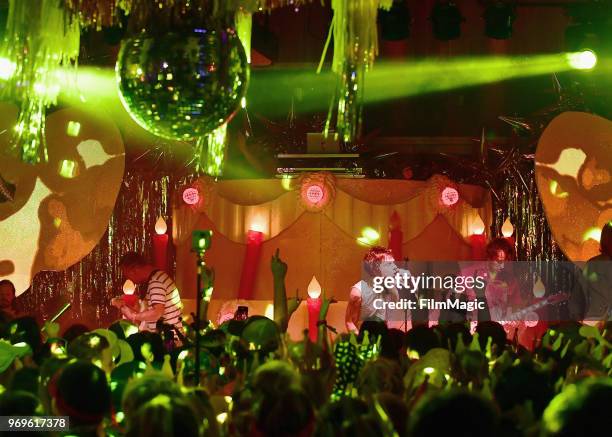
[[191, 230, 213, 387]]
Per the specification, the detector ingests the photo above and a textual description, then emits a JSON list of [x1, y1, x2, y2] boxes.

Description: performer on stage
[[345, 246, 401, 334], [463, 238, 521, 324], [583, 221, 612, 321], [111, 252, 184, 338], [0, 279, 18, 320]]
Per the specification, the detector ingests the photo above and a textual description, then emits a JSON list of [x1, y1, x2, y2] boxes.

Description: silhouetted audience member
[[405, 325, 440, 358], [51, 360, 111, 437], [126, 394, 200, 437], [255, 388, 314, 437], [408, 390, 499, 437], [542, 378, 612, 437]]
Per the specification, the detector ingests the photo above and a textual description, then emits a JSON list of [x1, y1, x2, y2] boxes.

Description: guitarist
[[463, 238, 522, 326]]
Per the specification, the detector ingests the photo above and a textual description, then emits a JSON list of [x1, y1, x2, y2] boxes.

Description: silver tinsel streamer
[[16, 168, 191, 327]]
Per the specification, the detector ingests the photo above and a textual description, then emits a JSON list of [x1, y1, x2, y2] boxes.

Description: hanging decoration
[[0, 0, 81, 164], [0, 104, 125, 296], [298, 172, 336, 212], [535, 111, 612, 261], [320, 0, 392, 147], [116, 27, 248, 142], [182, 187, 201, 206], [115, 2, 249, 177], [426, 174, 462, 214], [64, 1, 131, 29]]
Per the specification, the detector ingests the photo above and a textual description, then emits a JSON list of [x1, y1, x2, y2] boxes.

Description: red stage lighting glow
[[441, 187, 459, 206], [305, 184, 325, 205], [183, 187, 200, 205]]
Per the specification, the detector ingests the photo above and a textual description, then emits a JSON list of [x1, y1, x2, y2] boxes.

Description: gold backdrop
[[0, 103, 125, 295], [535, 112, 612, 261], [174, 176, 492, 301]]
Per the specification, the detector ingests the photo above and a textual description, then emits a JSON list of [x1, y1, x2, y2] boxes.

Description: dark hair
[[357, 358, 404, 398], [486, 238, 516, 261], [120, 252, 147, 269], [315, 397, 369, 437], [0, 279, 16, 294], [375, 393, 409, 437], [122, 375, 184, 422], [9, 367, 40, 396], [7, 316, 41, 354], [358, 319, 388, 344], [256, 388, 314, 437], [62, 324, 90, 343], [363, 246, 394, 277], [0, 390, 42, 416], [406, 325, 440, 357], [68, 333, 110, 363], [409, 390, 498, 437], [54, 360, 111, 426], [435, 322, 472, 351], [600, 221, 612, 257], [542, 378, 612, 437], [126, 394, 200, 437], [495, 362, 554, 417], [316, 401, 387, 437], [475, 321, 508, 355], [39, 357, 71, 414], [126, 332, 165, 363]]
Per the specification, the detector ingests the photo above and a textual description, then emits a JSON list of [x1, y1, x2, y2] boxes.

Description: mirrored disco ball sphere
[[116, 28, 248, 141]]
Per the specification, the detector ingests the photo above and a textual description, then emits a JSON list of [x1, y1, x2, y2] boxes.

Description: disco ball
[[116, 27, 248, 141]]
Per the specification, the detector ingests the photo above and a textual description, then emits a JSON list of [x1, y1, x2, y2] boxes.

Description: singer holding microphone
[[345, 246, 409, 334]]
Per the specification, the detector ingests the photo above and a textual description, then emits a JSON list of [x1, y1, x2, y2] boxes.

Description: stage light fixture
[[483, 2, 516, 39], [0, 57, 16, 80], [379, 0, 411, 41], [430, 1, 464, 41], [357, 227, 381, 246], [567, 49, 597, 70]]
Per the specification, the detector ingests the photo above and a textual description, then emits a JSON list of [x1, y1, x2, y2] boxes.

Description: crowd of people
[[1, 247, 611, 437]]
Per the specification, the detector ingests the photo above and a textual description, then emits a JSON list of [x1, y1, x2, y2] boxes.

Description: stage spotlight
[[484, 2, 516, 39], [430, 1, 464, 41], [567, 49, 597, 70], [379, 0, 411, 41]]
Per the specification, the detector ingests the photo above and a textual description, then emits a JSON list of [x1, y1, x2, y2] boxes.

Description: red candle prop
[[122, 280, 139, 311], [469, 215, 487, 260], [469, 235, 488, 260], [237, 229, 264, 300], [388, 211, 403, 261], [307, 276, 322, 342], [153, 216, 169, 271]]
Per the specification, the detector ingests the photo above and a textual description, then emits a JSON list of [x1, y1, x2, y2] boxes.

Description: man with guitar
[[465, 238, 569, 346]]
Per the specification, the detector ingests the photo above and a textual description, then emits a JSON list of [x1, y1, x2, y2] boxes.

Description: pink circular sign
[[182, 187, 200, 205], [441, 187, 459, 206], [305, 184, 324, 205]]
